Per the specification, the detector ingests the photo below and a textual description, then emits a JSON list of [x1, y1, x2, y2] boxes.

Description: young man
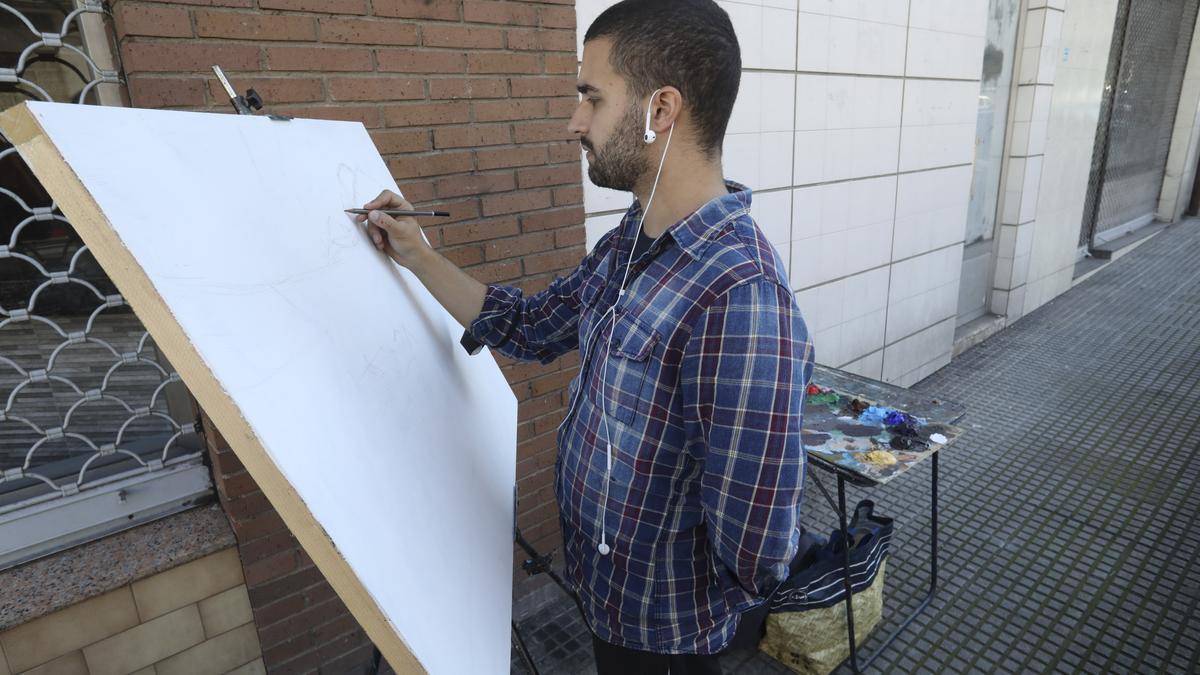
[[357, 1, 812, 672]]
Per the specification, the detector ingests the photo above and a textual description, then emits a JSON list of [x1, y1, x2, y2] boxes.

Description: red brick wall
[[108, 0, 581, 670]]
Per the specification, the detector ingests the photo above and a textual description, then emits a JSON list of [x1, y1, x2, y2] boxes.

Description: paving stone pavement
[[507, 220, 1200, 674]]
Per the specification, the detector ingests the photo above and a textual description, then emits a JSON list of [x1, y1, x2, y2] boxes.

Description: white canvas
[[1, 101, 518, 674]]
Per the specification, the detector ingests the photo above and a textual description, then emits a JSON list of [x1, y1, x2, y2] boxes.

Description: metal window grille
[[0, 0, 211, 570]]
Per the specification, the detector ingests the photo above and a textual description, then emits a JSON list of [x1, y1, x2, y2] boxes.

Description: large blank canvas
[[0, 101, 518, 674]]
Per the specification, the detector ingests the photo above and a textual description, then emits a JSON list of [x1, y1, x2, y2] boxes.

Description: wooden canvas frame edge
[[0, 102, 425, 674]]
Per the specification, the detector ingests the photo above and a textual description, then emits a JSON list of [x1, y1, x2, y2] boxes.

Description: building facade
[[1, 0, 1197, 672]]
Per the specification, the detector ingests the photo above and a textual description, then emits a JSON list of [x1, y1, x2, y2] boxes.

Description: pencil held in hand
[[344, 209, 450, 217]]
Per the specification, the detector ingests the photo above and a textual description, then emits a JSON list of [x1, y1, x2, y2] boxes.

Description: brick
[[243, 549, 301, 587], [429, 77, 507, 99], [507, 28, 575, 52], [545, 53, 578, 74], [473, 98, 546, 122], [318, 17, 419, 45], [112, 3, 192, 38], [313, 613, 360, 644], [442, 245, 484, 267], [205, 77, 325, 104], [246, 565, 325, 607], [522, 206, 583, 231], [422, 24, 504, 49], [518, 164, 580, 189], [468, 52, 540, 74], [257, 596, 347, 650], [553, 185, 583, 206], [377, 48, 467, 73], [540, 5, 575, 28], [548, 96, 577, 117], [434, 172, 516, 199], [485, 231, 555, 261], [529, 368, 575, 397], [195, 11, 317, 41], [136, 0, 251, 6], [548, 142, 580, 162], [251, 590, 307, 628], [198, 585, 253, 637], [318, 644, 376, 674], [122, 41, 260, 74], [514, 119, 573, 143], [519, 391, 562, 421], [82, 606, 204, 675], [441, 217, 520, 246], [476, 145, 547, 170], [511, 76, 575, 98], [259, 0, 367, 13], [482, 189, 552, 216], [131, 548, 244, 620], [217, 469, 258, 498], [266, 46, 372, 71], [0, 589, 139, 672], [213, 447, 246, 475], [387, 150, 474, 178], [369, 128, 431, 154], [464, 0, 538, 26], [315, 628, 372, 664], [472, 259, 522, 284], [556, 226, 585, 248], [223, 490, 273, 521], [155, 623, 261, 675], [229, 508, 287, 542], [276, 104, 382, 127], [127, 76, 207, 108], [328, 76, 423, 101], [396, 181, 436, 204], [373, 0, 461, 20], [262, 638, 319, 672], [524, 248, 582, 275], [383, 100, 469, 126], [433, 123, 511, 149]]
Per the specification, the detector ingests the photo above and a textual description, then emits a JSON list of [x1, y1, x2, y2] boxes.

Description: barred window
[[0, 0, 211, 570]]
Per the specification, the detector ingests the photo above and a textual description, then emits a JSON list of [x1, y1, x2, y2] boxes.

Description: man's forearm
[[406, 246, 488, 329]]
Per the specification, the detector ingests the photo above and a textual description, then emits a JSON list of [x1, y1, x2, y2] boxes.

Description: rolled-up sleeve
[[680, 277, 814, 597], [466, 247, 601, 364]]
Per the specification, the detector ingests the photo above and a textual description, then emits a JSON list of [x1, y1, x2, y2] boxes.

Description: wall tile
[[131, 548, 243, 621], [82, 605, 205, 675], [0, 588, 139, 673]]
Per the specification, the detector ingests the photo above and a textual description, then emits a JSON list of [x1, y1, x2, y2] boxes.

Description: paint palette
[[803, 367, 965, 486]]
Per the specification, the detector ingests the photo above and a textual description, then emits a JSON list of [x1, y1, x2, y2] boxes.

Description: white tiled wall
[[577, 0, 989, 386], [1025, 0, 1120, 314]]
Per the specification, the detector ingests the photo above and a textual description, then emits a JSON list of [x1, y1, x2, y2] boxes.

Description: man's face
[[569, 38, 650, 192]]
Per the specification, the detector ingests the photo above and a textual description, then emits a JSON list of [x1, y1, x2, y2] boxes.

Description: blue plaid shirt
[[469, 182, 813, 654]]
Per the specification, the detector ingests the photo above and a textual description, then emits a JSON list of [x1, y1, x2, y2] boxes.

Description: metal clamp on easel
[[211, 65, 292, 121]]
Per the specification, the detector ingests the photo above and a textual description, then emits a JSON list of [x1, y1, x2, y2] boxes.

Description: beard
[[583, 102, 650, 192]]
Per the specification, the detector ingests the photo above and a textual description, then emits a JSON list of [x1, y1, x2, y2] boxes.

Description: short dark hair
[[584, 0, 741, 157]]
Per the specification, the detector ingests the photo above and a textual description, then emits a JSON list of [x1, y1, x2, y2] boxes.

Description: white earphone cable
[[596, 92, 674, 556]]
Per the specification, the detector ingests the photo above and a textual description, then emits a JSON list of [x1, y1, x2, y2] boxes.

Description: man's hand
[[355, 189, 427, 268]]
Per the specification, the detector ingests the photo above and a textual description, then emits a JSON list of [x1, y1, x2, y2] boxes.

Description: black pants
[[591, 635, 723, 675]]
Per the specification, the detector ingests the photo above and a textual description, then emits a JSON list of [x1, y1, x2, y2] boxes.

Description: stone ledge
[[0, 504, 235, 632]]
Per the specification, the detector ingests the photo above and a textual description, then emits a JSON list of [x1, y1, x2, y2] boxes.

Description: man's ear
[[648, 86, 684, 136]]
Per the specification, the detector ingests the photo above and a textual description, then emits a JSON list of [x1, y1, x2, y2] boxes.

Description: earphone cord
[[596, 121, 674, 556]]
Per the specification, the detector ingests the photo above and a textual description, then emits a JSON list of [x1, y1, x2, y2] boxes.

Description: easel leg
[[838, 476, 861, 674]]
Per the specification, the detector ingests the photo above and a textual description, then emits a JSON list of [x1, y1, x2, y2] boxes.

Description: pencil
[[344, 209, 451, 218]]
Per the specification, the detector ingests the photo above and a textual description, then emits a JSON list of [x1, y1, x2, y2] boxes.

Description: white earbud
[[643, 88, 662, 144]]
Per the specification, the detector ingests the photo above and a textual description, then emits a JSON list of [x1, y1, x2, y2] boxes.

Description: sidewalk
[[508, 218, 1200, 674]]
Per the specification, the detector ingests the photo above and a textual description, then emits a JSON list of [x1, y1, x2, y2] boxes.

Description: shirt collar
[[621, 181, 753, 261]]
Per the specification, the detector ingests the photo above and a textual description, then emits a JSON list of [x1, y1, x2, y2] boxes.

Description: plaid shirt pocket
[[599, 314, 659, 425]]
